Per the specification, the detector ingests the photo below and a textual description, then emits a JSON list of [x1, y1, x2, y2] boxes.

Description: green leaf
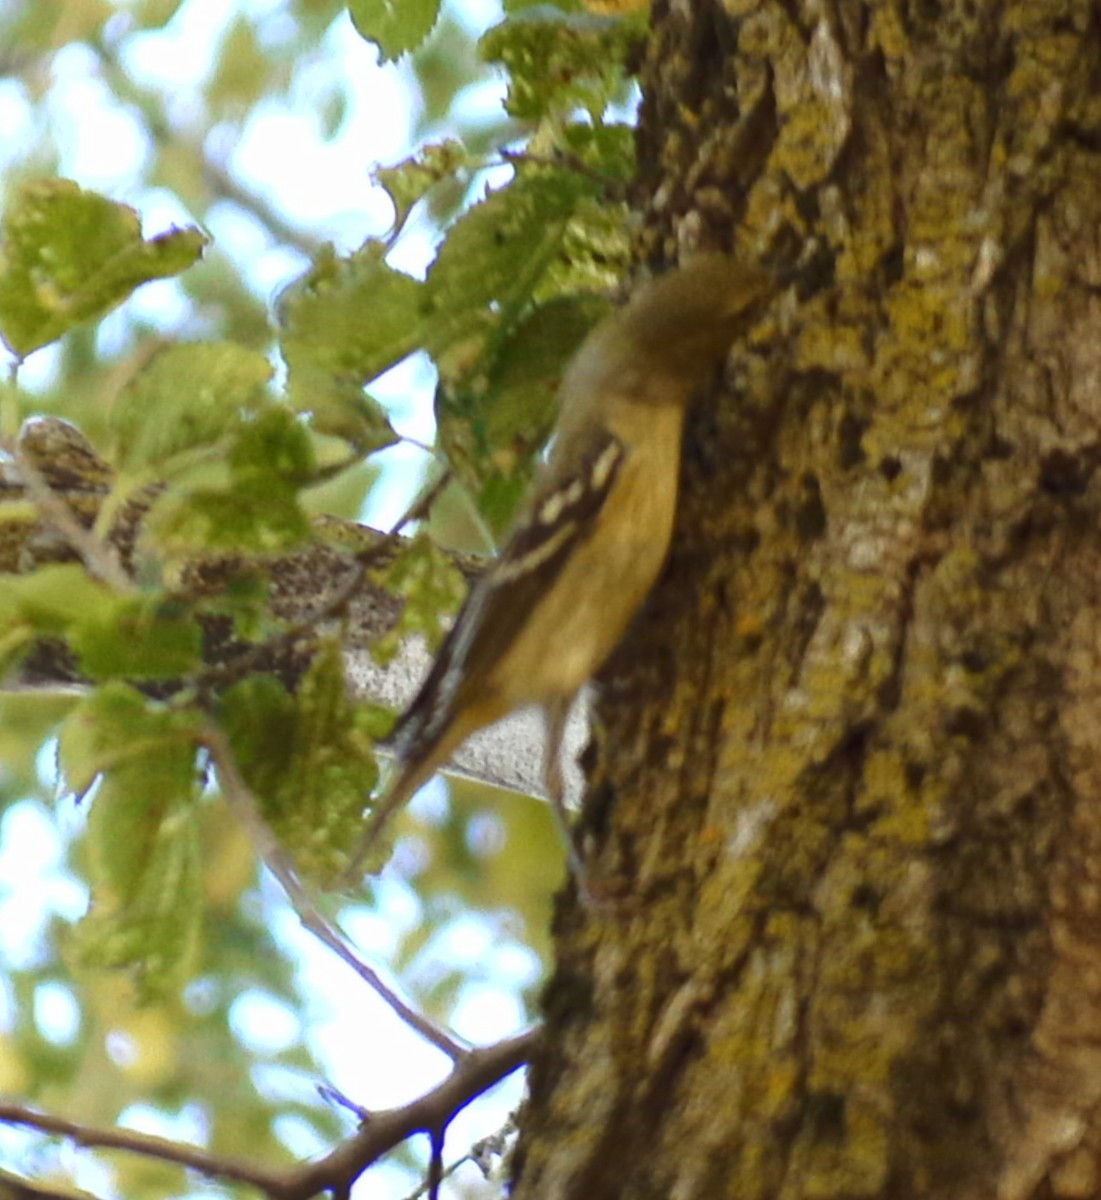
[[479, 7, 642, 123], [348, 0, 442, 61], [422, 169, 626, 533], [373, 140, 472, 234], [220, 644, 382, 885], [0, 563, 115, 637], [371, 530, 469, 661], [146, 407, 315, 557], [58, 681, 200, 794], [561, 121, 637, 184], [179, 563, 274, 644], [230, 403, 316, 487], [71, 596, 202, 682], [59, 685, 203, 999], [301, 457, 381, 521], [409, 15, 485, 130], [0, 179, 206, 357], [0, 563, 201, 683], [424, 173, 596, 376], [278, 244, 412, 453], [110, 342, 274, 476], [111, 351, 315, 559], [0, 691, 80, 794], [436, 294, 607, 535], [149, 484, 310, 557], [0, 564, 111, 678]]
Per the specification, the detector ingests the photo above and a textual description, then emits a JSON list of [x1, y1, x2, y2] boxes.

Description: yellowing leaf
[[278, 245, 411, 452], [60, 686, 204, 999], [0, 179, 206, 357]]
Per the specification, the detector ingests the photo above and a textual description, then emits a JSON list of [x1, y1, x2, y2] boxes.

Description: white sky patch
[[118, 0, 235, 91], [228, 988, 303, 1055], [452, 0, 506, 34], [273, 1111, 330, 1160], [0, 801, 88, 970], [33, 980, 81, 1046], [0, 80, 33, 170], [47, 52, 152, 189], [117, 1100, 210, 1149]]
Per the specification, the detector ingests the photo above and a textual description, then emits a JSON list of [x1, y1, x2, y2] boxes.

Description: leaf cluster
[[0, 0, 644, 1192]]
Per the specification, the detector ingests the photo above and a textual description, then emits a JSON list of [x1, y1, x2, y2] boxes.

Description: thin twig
[[402, 1110, 517, 1200], [202, 724, 471, 1061], [301, 464, 455, 623], [316, 1082, 369, 1123], [3, 361, 21, 438], [1, 435, 133, 593], [403, 1152, 468, 1200]]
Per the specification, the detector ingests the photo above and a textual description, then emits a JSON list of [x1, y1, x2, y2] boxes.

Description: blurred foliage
[[0, 0, 643, 1195]]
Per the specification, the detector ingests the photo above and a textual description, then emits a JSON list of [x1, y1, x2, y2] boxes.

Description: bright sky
[[0, 0, 544, 1195]]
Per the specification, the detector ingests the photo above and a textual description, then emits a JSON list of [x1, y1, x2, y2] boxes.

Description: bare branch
[[0, 1030, 538, 1200], [0, 416, 592, 810], [0, 1104, 288, 1196]]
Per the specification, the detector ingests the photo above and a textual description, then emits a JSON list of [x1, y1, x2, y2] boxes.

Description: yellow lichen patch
[[580, 0, 648, 12]]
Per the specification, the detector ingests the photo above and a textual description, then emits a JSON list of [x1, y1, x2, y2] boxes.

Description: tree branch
[[194, 464, 453, 697], [282, 1029, 538, 1200], [0, 1104, 288, 1195], [0, 434, 132, 594], [403, 1111, 517, 1200], [0, 1165, 103, 1200], [0, 1030, 538, 1200]]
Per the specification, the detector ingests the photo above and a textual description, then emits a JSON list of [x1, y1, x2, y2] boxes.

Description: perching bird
[[356, 253, 773, 877]]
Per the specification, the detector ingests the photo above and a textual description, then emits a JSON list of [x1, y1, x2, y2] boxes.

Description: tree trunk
[[512, 2, 1101, 1198]]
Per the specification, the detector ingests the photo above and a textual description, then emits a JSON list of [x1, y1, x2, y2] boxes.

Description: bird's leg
[[543, 697, 595, 901]]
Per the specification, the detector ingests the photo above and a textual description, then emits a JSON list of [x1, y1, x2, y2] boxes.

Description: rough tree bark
[[513, 3, 1101, 1198]]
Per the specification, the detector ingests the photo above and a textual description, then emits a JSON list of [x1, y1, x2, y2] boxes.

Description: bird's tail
[[343, 722, 464, 883]]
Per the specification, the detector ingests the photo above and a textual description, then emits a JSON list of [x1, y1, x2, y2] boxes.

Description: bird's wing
[[390, 430, 625, 764]]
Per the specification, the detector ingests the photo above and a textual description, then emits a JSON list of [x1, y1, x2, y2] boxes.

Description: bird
[[354, 252, 773, 882]]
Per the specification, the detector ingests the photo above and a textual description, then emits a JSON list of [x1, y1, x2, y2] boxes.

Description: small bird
[[356, 253, 773, 879]]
